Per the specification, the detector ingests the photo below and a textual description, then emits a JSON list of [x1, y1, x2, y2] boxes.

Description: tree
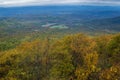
[[50, 36, 74, 80], [107, 34, 120, 64]]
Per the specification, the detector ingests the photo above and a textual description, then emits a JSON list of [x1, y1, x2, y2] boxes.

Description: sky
[[0, 0, 120, 7]]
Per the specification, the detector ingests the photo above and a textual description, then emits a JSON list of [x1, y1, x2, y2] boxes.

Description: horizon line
[[1, 4, 120, 8]]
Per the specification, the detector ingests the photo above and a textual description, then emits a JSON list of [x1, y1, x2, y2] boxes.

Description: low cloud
[[0, 0, 120, 7]]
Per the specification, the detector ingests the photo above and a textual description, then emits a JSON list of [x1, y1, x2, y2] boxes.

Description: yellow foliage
[[100, 64, 120, 80]]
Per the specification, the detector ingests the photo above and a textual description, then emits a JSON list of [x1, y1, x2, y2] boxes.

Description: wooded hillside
[[0, 33, 120, 80]]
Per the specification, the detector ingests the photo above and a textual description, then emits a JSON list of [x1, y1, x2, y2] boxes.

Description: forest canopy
[[0, 33, 120, 80]]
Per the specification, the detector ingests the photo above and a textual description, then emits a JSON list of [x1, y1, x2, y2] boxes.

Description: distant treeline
[[0, 33, 120, 80]]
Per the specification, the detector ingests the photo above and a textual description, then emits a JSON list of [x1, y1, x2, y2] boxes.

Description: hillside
[[0, 33, 120, 80], [83, 16, 120, 34]]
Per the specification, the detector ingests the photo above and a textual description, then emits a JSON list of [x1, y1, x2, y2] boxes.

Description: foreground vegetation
[[0, 33, 120, 80]]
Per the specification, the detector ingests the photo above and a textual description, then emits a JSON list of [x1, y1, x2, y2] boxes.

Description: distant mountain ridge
[[87, 16, 120, 31], [0, 6, 120, 19]]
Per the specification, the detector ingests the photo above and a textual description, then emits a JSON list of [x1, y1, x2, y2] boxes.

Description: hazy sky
[[0, 0, 120, 7]]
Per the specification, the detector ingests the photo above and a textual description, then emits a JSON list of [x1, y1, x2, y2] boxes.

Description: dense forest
[[0, 33, 120, 80]]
